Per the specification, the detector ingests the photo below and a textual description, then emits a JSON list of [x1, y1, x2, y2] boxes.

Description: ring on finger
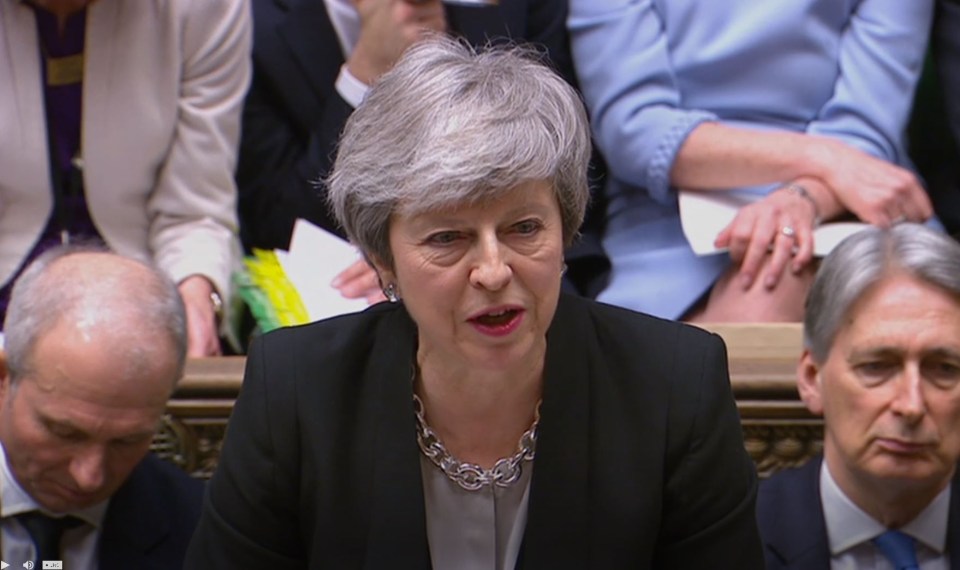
[[892, 215, 907, 225], [780, 225, 796, 239]]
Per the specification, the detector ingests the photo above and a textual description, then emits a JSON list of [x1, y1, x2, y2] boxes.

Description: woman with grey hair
[[185, 37, 762, 569]]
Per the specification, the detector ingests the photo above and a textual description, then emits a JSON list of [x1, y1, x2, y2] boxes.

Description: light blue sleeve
[[806, 0, 934, 163], [568, 0, 716, 203]]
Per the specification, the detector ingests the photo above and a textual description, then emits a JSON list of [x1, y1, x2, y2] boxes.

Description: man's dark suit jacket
[[238, 0, 609, 295], [932, 0, 960, 237], [757, 455, 960, 569], [99, 453, 204, 570], [937, 0, 960, 157], [184, 293, 763, 568]]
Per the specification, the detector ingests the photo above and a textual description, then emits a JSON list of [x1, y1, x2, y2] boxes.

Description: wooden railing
[[154, 323, 821, 479], [710, 323, 822, 477]]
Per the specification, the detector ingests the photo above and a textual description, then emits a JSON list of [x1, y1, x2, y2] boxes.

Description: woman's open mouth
[[469, 308, 524, 336]]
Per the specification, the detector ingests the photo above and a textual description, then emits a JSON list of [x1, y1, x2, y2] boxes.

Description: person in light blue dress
[[569, 0, 936, 321]]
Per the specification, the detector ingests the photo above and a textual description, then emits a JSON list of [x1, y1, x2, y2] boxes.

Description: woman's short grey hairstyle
[[4, 245, 188, 384], [326, 36, 592, 268], [805, 223, 960, 362]]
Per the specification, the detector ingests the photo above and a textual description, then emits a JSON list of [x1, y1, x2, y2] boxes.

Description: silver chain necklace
[[412, 393, 540, 492]]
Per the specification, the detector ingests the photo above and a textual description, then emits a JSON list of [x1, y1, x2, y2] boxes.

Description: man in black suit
[[0, 246, 202, 569], [758, 223, 960, 569]]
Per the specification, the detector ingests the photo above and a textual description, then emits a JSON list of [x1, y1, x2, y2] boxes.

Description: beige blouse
[[420, 455, 534, 570]]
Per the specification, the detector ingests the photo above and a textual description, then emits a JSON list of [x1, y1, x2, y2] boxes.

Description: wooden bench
[[156, 323, 821, 479]]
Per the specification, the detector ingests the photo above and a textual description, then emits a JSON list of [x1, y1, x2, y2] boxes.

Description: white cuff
[[336, 64, 370, 109]]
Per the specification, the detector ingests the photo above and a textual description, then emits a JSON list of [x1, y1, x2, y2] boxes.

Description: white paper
[[678, 189, 868, 257], [278, 219, 372, 322]]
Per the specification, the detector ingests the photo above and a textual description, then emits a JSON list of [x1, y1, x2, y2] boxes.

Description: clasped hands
[[715, 185, 821, 292], [716, 143, 933, 292]]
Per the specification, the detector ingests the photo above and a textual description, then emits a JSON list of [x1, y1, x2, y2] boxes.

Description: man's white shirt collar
[[821, 460, 949, 556]]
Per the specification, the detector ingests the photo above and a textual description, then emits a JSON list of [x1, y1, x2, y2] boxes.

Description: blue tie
[[872, 530, 920, 570]]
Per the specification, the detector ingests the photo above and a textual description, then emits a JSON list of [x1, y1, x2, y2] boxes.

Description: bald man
[[0, 246, 203, 569]]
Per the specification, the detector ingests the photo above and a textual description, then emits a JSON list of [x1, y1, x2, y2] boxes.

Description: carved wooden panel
[[152, 357, 242, 479], [152, 415, 230, 479], [742, 422, 823, 478]]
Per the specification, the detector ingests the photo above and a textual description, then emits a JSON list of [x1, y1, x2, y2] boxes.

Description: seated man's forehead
[[38, 408, 161, 444]]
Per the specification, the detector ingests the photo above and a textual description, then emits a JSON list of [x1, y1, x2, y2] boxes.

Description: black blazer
[[99, 454, 204, 570], [184, 294, 763, 568], [757, 455, 960, 569], [238, 0, 576, 250]]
